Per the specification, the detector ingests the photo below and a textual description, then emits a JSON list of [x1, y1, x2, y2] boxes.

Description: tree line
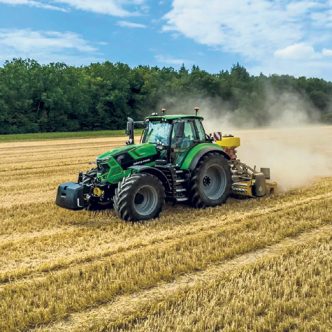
[[0, 59, 331, 134]]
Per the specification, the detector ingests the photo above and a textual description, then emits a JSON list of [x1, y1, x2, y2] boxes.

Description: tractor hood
[[97, 143, 159, 164], [97, 145, 135, 161], [96, 143, 159, 184]]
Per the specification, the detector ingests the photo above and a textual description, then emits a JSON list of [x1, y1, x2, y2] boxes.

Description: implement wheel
[[113, 173, 165, 221], [189, 152, 232, 208]]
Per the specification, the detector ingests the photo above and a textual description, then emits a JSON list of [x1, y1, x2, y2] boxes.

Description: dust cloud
[[237, 127, 332, 190], [158, 89, 332, 191]]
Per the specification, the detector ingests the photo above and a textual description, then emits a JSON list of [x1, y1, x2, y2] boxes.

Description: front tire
[[189, 152, 232, 208], [113, 173, 165, 221]]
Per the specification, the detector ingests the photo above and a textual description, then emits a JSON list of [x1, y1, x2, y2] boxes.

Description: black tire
[[113, 173, 165, 221], [189, 152, 232, 208]]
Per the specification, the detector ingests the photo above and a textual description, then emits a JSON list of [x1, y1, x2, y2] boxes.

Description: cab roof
[[145, 114, 204, 121]]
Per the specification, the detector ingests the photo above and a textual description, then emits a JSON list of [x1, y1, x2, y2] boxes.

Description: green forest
[[0, 58, 331, 134]]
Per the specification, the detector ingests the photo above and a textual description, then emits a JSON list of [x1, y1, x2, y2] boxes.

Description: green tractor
[[56, 109, 276, 221]]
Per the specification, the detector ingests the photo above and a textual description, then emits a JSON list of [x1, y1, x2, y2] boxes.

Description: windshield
[[142, 121, 171, 145]]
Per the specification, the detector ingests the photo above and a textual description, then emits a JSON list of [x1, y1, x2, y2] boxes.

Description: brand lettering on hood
[[133, 158, 152, 165]]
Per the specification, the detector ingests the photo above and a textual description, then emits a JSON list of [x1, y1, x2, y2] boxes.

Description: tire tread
[[188, 152, 231, 208], [113, 173, 165, 221]]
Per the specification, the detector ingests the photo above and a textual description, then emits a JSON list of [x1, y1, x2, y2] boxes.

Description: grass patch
[[0, 129, 142, 142]]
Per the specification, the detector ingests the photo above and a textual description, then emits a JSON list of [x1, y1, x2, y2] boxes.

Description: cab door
[[171, 120, 198, 166]]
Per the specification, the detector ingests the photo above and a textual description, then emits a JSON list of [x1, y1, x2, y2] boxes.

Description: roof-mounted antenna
[[194, 107, 199, 116], [161, 108, 166, 115]]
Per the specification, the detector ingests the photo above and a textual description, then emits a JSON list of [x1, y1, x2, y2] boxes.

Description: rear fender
[[180, 143, 230, 171]]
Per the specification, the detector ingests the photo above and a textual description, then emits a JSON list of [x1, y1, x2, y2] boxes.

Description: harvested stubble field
[[0, 126, 331, 332]]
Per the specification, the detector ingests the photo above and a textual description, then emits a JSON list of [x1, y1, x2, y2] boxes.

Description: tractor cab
[[139, 114, 208, 165]]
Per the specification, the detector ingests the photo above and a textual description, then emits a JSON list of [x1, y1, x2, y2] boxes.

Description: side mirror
[[126, 117, 135, 145]]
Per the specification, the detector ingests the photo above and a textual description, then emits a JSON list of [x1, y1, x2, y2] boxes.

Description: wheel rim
[[202, 164, 226, 200], [133, 185, 158, 216]]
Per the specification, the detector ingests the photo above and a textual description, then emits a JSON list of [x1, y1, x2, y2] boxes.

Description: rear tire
[[189, 152, 232, 208], [113, 173, 165, 221]]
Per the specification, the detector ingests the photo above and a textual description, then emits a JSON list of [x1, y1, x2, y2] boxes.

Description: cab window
[[171, 120, 197, 149], [142, 121, 171, 145], [194, 119, 206, 141]]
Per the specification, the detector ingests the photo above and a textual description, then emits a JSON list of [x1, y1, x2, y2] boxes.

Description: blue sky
[[0, 0, 332, 80]]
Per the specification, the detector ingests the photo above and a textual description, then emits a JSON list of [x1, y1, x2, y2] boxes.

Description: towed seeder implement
[[213, 134, 276, 197]]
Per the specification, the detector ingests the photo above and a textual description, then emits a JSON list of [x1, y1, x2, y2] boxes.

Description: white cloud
[[0, 0, 146, 16], [54, 0, 143, 16], [117, 20, 147, 28], [274, 43, 318, 60], [253, 43, 332, 79], [0, 29, 101, 64], [163, 0, 308, 59], [164, 0, 332, 79], [275, 44, 332, 60], [155, 54, 192, 66], [310, 0, 332, 27], [0, 0, 66, 11], [322, 48, 332, 56], [250, 58, 332, 80]]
